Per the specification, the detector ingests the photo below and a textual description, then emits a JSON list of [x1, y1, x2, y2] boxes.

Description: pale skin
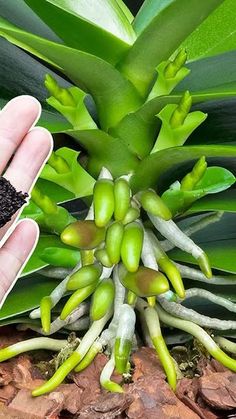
[[0, 96, 53, 308]]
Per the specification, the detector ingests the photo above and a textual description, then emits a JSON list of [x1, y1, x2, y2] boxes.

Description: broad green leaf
[[0, 38, 71, 132], [169, 239, 236, 274], [188, 190, 236, 213], [0, 0, 59, 41], [133, 0, 173, 35], [0, 17, 141, 130], [25, 0, 135, 64], [119, 0, 223, 96], [22, 234, 79, 275], [131, 145, 236, 192], [40, 147, 95, 197], [169, 212, 236, 273], [194, 167, 235, 193], [0, 276, 59, 320], [182, 0, 236, 61], [177, 50, 236, 94], [162, 167, 235, 215], [69, 129, 139, 178], [39, 109, 71, 133]]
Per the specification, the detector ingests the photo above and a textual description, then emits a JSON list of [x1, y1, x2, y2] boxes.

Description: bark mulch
[[0, 327, 236, 418]]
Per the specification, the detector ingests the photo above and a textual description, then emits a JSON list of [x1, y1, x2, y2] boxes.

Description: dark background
[[124, 0, 144, 15]]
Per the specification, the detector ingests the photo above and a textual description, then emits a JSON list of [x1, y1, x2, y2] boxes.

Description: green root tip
[[198, 253, 212, 279], [102, 380, 124, 393]]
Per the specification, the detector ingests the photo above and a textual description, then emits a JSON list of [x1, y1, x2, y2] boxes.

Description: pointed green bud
[[94, 179, 114, 227], [94, 248, 113, 267], [60, 283, 96, 320], [90, 279, 115, 321], [197, 252, 212, 279], [47, 151, 70, 174], [120, 266, 169, 297], [122, 207, 140, 225], [40, 247, 80, 269], [138, 189, 172, 220], [31, 186, 57, 215], [67, 263, 102, 291], [61, 220, 105, 250], [170, 91, 192, 129], [45, 74, 75, 107], [165, 49, 187, 79], [106, 222, 124, 264], [114, 178, 131, 221], [121, 222, 144, 273], [181, 156, 207, 191], [40, 296, 52, 334]]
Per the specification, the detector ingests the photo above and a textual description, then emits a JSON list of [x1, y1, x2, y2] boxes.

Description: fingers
[[0, 127, 52, 241], [4, 126, 53, 191], [0, 219, 39, 309], [0, 96, 41, 174]]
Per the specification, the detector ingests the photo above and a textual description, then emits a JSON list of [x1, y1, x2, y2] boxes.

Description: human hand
[[0, 96, 52, 308]]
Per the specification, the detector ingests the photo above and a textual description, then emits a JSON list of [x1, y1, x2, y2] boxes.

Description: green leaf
[[194, 167, 236, 193], [69, 129, 139, 178], [131, 145, 236, 192], [0, 38, 71, 132], [0, 275, 59, 320], [182, 0, 236, 61], [0, 17, 141, 130], [22, 234, 77, 275], [119, 0, 224, 96], [38, 109, 71, 133], [133, 0, 173, 35], [176, 50, 236, 94], [0, 0, 59, 41], [169, 213, 236, 273], [40, 147, 95, 197], [188, 190, 236, 213], [24, 0, 135, 64]]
